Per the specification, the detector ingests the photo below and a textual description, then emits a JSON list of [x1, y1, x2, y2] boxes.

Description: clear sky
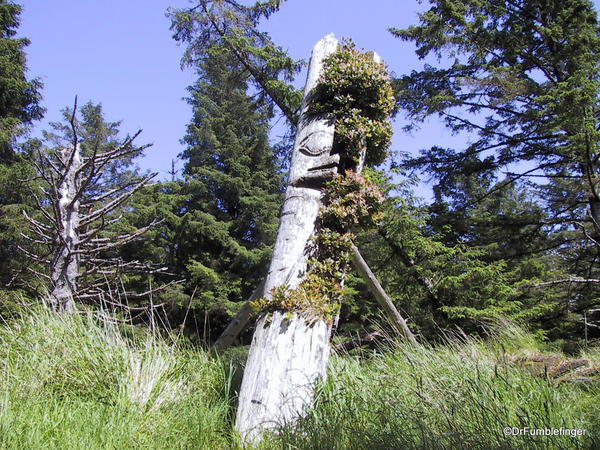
[[17, 0, 600, 189], [19, 0, 195, 179], [16, 0, 457, 183]]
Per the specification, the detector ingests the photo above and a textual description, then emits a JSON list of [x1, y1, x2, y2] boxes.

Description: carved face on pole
[[290, 128, 340, 189]]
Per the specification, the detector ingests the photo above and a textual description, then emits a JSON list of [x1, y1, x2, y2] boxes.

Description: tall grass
[[263, 323, 600, 449], [0, 308, 231, 449], [0, 309, 597, 449]]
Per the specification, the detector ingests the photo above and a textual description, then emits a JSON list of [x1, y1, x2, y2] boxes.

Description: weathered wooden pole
[[235, 34, 340, 443], [213, 49, 417, 355]]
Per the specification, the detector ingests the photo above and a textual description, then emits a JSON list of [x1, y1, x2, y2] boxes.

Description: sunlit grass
[[0, 309, 597, 449], [263, 322, 600, 449], [0, 308, 231, 449]]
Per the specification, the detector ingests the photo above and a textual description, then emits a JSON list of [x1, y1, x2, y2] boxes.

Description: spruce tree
[[392, 0, 600, 234], [168, 0, 302, 126], [0, 0, 43, 289], [176, 46, 282, 334], [0, 0, 42, 160], [391, 0, 600, 342]]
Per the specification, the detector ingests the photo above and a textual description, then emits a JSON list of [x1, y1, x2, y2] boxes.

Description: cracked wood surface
[[235, 34, 339, 443]]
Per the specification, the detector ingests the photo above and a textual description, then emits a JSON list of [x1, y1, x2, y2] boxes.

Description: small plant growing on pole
[[311, 39, 395, 169], [251, 170, 385, 322]]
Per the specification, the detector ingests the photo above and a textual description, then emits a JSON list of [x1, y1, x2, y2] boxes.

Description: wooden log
[[350, 245, 417, 345], [235, 34, 339, 443]]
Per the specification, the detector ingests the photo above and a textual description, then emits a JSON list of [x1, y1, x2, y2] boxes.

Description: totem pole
[[235, 34, 400, 443], [235, 34, 339, 442]]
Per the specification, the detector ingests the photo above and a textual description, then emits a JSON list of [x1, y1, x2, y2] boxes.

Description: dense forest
[[2, 0, 600, 447], [4, 0, 599, 349]]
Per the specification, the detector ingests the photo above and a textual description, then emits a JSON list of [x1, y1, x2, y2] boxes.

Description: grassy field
[[0, 310, 597, 449]]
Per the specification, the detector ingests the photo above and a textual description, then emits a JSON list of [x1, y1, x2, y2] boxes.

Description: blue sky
[[17, 0, 457, 183], [20, 0, 194, 179], [17, 0, 600, 191]]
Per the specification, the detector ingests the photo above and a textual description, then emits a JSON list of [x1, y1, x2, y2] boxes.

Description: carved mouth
[[308, 162, 338, 172]]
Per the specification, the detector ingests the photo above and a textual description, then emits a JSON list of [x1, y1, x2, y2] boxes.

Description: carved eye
[[299, 146, 328, 156], [297, 129, 332, 157]]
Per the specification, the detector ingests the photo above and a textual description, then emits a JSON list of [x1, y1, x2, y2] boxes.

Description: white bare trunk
[[235, 34, 339, 443], [49, 144, 82, 312], [236, 312, 331, 442]]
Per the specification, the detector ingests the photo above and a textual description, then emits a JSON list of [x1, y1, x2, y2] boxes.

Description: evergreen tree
[[168, 0, 302, 126], [175, 46, 283, 336], [0, 0, 42, 160], [393, 0, 600, 228], [391, 0, 600, 342], [392, 0, 600, 234], [0, 0, 43, 289]]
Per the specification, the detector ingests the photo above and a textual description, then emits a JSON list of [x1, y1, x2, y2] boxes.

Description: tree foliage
[[0, 0, 43, 291], [390, 0, 600, 342], [0, 0, 43, 160], [168, 0, 302, 126], [171, 45, 283, 336]]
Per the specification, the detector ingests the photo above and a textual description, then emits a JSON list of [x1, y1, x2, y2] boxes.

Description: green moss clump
[[252, 172, 385, 322], [309, 39, 395, 167]]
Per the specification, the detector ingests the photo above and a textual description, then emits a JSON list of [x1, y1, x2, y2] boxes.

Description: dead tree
[[21, 100, 163, 312]]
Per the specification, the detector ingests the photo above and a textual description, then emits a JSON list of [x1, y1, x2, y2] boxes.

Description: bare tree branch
[[79, 173, 156, 227], [529, 277, 600, 288]]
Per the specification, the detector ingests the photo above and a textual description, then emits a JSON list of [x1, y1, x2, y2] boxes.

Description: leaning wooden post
[[350, 245, 417, 345], [212, 280, 264, 352], [235, 34, 340, 443]]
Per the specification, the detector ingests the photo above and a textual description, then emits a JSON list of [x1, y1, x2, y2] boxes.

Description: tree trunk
[[49, 145, 82, 313], [235, 34, 339, 443], [588, 193, 600, 238], [350, 245, 417, 345], [212, 280, 265, 352]]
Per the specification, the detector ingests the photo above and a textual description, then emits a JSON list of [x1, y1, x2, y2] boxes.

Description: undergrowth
[[0, 308, 231, 449], [0, 309, 598, 449]]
